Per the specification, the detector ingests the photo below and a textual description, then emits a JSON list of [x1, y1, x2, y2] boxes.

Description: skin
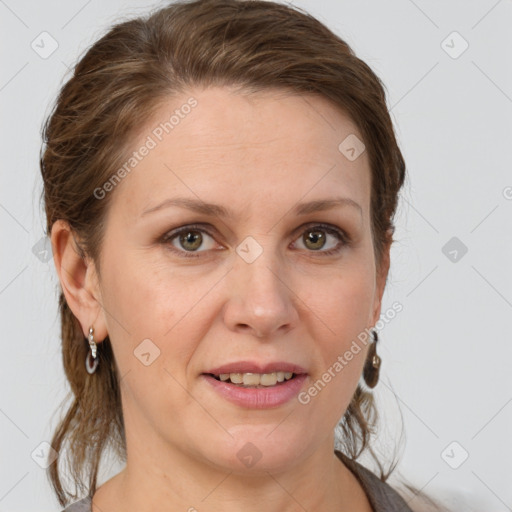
[[52, 86, 390, 512]]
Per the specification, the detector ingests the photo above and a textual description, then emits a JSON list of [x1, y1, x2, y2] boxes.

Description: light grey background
[[1, 0, 511, 510]]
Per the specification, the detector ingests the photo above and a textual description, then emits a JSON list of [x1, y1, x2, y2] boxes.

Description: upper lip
[[205, 361, 308, 375]]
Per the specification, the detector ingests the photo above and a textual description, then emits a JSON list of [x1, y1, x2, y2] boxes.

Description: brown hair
[[40, 0, 439, 508]]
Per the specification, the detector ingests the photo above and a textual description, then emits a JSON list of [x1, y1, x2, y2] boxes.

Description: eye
[[161, 223, 348, 258], [162, 224, 220, 258], [292, 224, 348, 256]]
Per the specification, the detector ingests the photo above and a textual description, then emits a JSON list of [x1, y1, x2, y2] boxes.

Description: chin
[[201, 425, 315, 475]]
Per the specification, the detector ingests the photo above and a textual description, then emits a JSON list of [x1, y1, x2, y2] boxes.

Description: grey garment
[[61, 451, 413, 512], [61, 496, 91, 512], [335, 450, 414, 512]]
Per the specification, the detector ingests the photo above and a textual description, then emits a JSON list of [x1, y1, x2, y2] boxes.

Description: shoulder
[[61, 496, 92, 512], [335, 450, 414, 512]]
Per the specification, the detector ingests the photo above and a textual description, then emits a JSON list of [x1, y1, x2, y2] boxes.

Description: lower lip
[[202, 374, 308, 409]]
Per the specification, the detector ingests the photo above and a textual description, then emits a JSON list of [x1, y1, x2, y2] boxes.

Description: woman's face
[[92, 86, 388, 474]]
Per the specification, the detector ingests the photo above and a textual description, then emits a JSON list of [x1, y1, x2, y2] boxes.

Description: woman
[[41, 1, 441, 510]]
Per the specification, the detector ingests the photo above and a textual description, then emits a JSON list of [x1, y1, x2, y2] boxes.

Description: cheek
[[302, 277, 374, 424], [100, 252, 215, 372], [99, 258, 204, 423], [97, 252, 172, 375], [102, 265, 172, 339], [305, 261, 375, 382], [313, 261, 375, 332], [101, 239, 195, 335]]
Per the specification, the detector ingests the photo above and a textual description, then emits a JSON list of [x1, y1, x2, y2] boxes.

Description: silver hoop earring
[[85, 326, 99, 374]]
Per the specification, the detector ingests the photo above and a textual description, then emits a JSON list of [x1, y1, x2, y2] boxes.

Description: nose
[[222, 245, 299, 339]]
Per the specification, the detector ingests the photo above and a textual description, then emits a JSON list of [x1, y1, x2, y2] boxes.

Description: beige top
[[62, 450, 413, 512]]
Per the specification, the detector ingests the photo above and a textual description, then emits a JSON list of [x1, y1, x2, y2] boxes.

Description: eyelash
[[160, 223, 350, 259]]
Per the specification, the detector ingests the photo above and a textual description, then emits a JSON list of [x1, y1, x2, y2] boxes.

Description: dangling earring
[[363, 328, 381, 388], [85, 326, 99, 374]]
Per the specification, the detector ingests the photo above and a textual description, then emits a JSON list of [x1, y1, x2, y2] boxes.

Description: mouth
[[201, 368, 308, 409], [201, 362, 308, 408], [205, 371, 298, 388]]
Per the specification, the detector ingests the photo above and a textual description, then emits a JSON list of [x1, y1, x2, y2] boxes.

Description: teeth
[[214, 372, 296, 386], [243, 373, 261, 386], [229, 373, 243, 384], [259, 373, 277, 386]]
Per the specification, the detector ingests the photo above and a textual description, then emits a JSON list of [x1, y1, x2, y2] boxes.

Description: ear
[[50, 219, 108, 342], [370, 230, 392, 326]]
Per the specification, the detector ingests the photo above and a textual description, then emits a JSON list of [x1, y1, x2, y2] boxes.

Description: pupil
[[305, 230, 325, 250], [180, 231, 202, 251]]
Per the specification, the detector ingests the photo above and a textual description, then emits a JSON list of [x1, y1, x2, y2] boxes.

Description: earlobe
[[50, 219, 108, 342]]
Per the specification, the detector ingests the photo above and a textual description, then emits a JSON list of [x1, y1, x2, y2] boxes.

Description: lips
[[202, 371, 309, 408], [201, 361, 309, 406], [205, 361, 307, 375]]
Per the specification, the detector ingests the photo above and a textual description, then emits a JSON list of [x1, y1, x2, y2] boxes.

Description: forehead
[[110, 86, 371, 221]]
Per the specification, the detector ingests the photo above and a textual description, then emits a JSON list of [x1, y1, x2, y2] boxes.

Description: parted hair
[[40, 0, 440, 509]]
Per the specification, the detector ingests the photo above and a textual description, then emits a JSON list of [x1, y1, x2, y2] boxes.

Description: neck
[[92, 436, 361, 511]]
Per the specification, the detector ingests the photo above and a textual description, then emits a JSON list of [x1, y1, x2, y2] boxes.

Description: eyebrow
[[141, 196, 362, 218]]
